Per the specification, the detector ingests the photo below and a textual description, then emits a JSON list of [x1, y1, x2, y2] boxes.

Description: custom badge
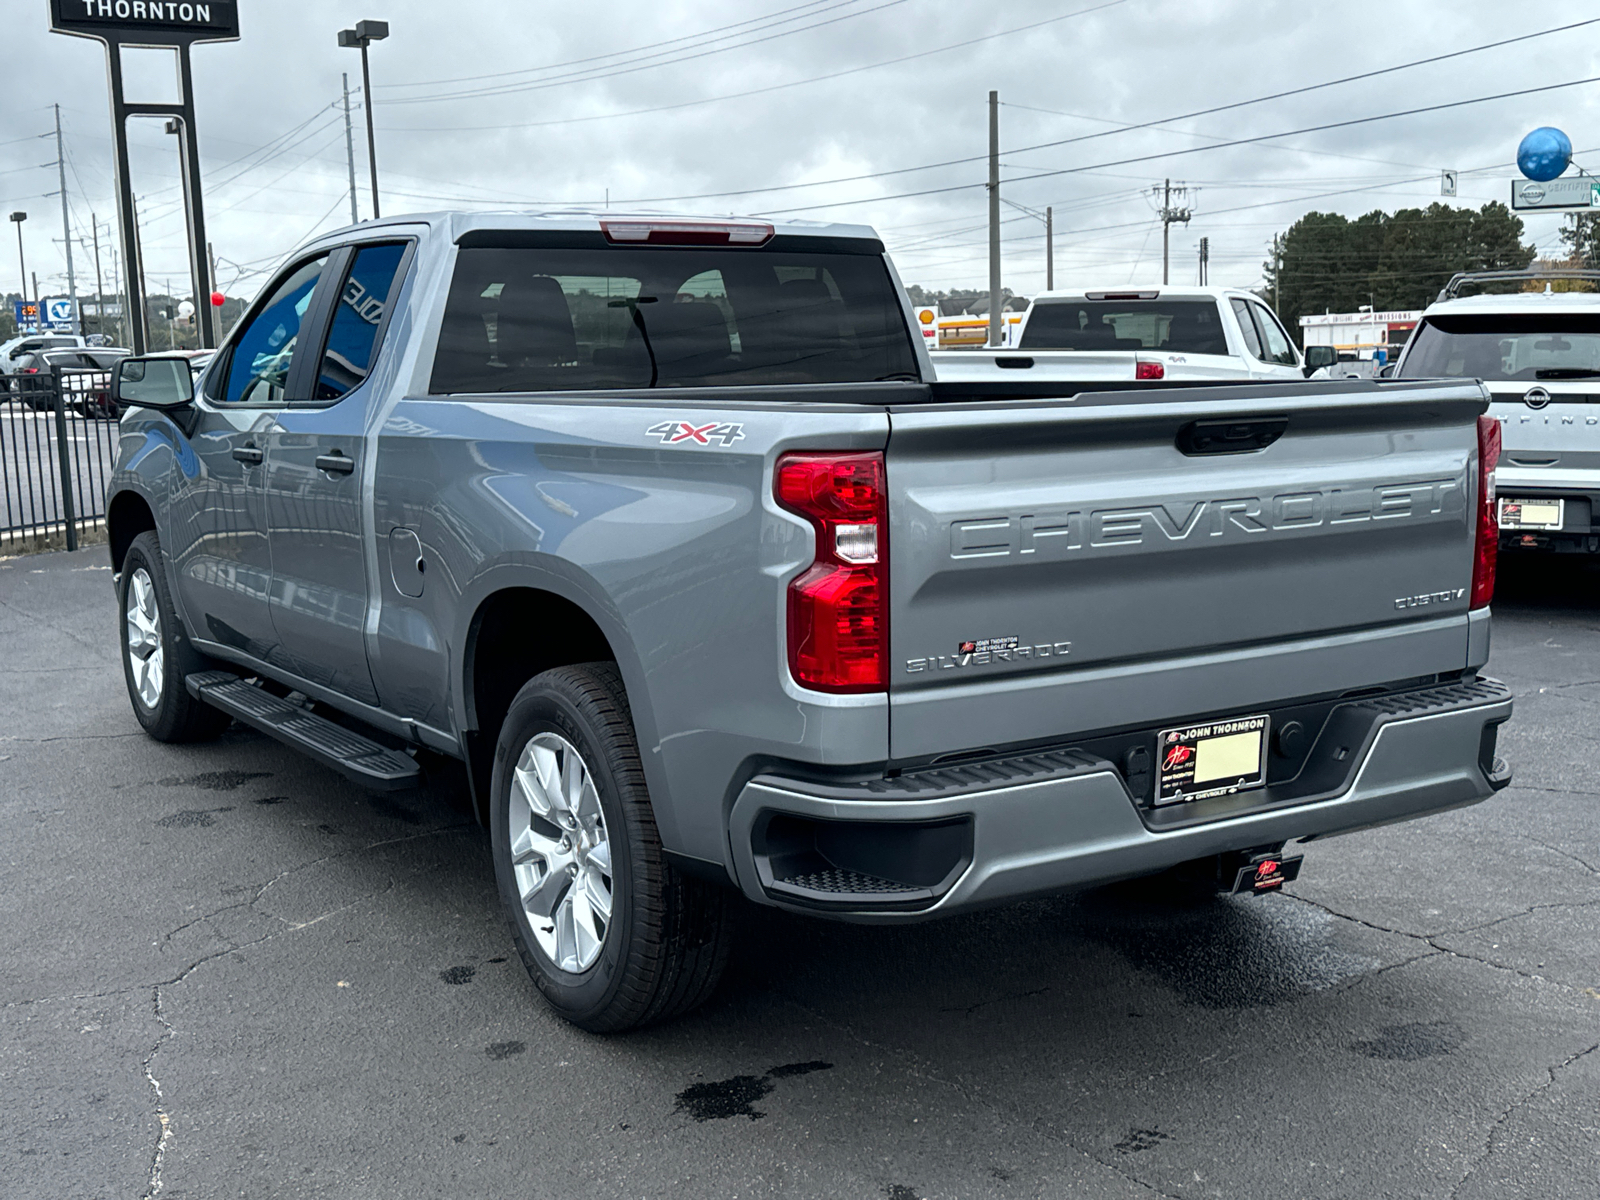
[[646, 420, 745, 447]]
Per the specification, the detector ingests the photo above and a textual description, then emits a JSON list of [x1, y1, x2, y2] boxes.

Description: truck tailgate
[[885, 380, 1489, 760]]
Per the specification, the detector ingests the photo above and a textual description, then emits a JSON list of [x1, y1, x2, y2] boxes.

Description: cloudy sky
[[5, 0, 1600, 306]]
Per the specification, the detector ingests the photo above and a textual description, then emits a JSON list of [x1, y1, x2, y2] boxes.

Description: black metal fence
[[1, 368, 121, 553]]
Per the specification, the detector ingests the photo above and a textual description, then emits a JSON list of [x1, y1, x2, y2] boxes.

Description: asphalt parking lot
[[3, 547, 1596, 1200]]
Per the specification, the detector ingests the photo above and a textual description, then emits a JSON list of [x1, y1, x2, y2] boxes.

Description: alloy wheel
[[508, 732, 614, 973], [125, 567, 164, 710]]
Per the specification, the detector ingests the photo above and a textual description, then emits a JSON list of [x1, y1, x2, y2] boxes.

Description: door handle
[[232, 444, 263, 464], [315, 451, 356, 475]]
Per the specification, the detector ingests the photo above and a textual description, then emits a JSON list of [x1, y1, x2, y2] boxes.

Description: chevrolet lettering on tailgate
[[949, 479, 1464, 559]]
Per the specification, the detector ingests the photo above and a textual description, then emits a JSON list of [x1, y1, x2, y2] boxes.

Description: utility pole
[[1156, 179, 1191, 286], [1045, 205, 1054, 291], [341, 72, 359, 225], [132, 192, 149, 347], [53, 105, 80, 335], [90, 213, 106, 340], [1272, 234, 1281, 311], [1198, 236, 1209, 286], [987, 89, 1002, 348]]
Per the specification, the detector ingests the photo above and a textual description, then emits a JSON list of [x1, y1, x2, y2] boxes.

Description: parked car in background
[[8, 346, 130, 414], [929, 286, 1330, 384], [1396, 269, 1600, 556], [0, 331, 87, 375]]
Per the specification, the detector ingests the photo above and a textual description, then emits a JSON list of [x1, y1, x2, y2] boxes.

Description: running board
[[185, 671, 421, 791]]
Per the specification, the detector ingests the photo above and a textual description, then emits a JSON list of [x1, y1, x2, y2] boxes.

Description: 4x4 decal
[[646, 420, 745, 447]]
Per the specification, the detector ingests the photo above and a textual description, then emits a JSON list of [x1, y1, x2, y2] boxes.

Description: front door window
[[218, 255, 328, 404]]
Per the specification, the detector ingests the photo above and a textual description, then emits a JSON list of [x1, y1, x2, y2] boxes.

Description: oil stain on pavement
[[675, 1061, 833, 1121]]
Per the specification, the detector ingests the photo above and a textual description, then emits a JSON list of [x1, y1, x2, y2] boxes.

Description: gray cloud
[[4, 0, 1596, 304]]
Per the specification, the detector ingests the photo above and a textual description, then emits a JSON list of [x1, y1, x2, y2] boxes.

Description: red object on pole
[[210, 290, 225, 307]]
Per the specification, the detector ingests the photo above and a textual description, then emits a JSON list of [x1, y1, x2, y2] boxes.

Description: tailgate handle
[[1177, 416, 1288, 456], [994, 356, 1034, 369]]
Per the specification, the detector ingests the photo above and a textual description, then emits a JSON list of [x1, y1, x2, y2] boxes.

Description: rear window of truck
[[1401, 313, 1600, 381], [429, 242, 919, 392], [1019, 299, 1230, 354]]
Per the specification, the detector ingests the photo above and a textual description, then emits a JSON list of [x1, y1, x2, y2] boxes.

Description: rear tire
[[490, 662, 733, 1032], [119, 531, 232, 743]]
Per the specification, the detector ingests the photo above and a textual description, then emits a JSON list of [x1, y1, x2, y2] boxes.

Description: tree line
[[1264, 201, 1535, 334]]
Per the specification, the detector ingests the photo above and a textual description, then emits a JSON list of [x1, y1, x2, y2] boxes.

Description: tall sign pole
[[48, 1, 240, 354], [340, 21, 390, 221]]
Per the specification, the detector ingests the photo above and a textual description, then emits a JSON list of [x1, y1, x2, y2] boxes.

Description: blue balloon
[[1518, 127, 1572, 182]]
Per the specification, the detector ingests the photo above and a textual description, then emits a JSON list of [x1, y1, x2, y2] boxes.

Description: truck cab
[[929, 286, 1308, 384]]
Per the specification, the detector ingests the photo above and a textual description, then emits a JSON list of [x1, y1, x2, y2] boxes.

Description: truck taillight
[[1135, 360, 1164, 380], [1470, 414, 1501, 610], [775, 452, 887, 693]]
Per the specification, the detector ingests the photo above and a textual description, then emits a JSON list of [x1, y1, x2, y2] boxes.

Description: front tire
[[490, 663, 733, 1033], [119, 531, 232, 743]]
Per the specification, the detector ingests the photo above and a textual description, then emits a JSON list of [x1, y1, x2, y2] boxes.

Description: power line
[[568, 17, 1593, 212], [376, 0, 1127, 133], [378, 0, 845, 88], [757, 73, 1600, 215], [379, 0, 910, 105]]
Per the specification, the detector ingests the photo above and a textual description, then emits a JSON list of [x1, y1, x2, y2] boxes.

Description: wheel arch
[[454, 564, 665, 832], [106, 487, 158, 574]]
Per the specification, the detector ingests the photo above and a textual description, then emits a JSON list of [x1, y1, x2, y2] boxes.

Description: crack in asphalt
[[0, 731, 144, 743], [113, 823, 473, 1197], [1511, 833, 1600, 877], [139, 987, 174, 1200], [0, 593, 108, 655], [1510, 784, 1600, 799], [1444, 898, 1600, 940], [1283, 891, 1598, 989], [1447, 1041, 1600, 1200]]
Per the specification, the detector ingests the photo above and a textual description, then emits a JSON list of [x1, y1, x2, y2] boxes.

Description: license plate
[[1499, 497, 1564, 530], [1155, 714, 1269, 805]]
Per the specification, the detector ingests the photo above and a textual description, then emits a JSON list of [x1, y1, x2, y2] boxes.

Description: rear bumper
[[727, 678, 1513, 921]]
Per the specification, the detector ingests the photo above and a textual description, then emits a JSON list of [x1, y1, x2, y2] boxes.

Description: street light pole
[[340, 20, 390, 220], [9, 213, 28, 316]]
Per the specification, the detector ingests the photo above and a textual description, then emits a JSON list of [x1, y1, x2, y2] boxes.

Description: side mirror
[[112, 356, 194, 411], [1302, 345, 1338, 375], [1377, 363, 1396, 379]]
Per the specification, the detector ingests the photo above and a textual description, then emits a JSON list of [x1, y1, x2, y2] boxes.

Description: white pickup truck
[[930, 286, 1334, 384]]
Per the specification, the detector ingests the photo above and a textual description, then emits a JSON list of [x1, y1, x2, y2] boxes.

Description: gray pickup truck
[[105, 213, 1513, 1031]]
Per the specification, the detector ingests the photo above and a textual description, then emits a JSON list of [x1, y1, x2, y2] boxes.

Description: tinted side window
[[1229, 298, 1263, 358], [314, 242, 408, 401], [429, 245, 917, 393], [1251, 302, 1298, 365], [216, 255, 328, 404]]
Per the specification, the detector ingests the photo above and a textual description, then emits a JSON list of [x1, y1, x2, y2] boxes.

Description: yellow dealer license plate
[[1155, 714, 1270, 805]]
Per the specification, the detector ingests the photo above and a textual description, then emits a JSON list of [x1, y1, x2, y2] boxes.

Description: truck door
[[169, 253, 331, 663], [262, 241, 410, 706]]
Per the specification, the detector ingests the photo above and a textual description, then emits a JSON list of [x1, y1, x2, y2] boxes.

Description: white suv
[[1396, 270, 1600, 555]]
